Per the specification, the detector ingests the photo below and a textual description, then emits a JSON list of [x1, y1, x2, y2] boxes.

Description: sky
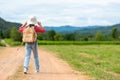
[[0, 0, 120, 27]]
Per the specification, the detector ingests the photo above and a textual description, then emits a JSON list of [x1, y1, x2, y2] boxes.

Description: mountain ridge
[[0, 17, 21, 30], [0, 17, 120, 34]]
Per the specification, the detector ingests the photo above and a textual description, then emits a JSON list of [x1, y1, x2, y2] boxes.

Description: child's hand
[[22, 21, 27, 27], [37, 21, 41, 25], [37, 21, 43, 27]]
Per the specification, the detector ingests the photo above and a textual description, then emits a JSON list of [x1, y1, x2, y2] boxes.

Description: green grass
[[38, 40, 120, 45], [0, 42, 6, 46], [0, 40, 6, 46], [41, 45, 120, 80], [4, 39, 22, 46], [2, 39, 120, 46]]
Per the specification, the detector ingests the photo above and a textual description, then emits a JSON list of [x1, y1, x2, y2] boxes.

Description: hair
[[28, 24, 35, 27]]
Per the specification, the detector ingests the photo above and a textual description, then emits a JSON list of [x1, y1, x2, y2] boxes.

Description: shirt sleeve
[[34, 26, 46, 33], [19, 26, 26, 32]]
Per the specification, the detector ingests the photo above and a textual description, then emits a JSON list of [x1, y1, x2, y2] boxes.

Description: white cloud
[[0, 0, 120, 26]]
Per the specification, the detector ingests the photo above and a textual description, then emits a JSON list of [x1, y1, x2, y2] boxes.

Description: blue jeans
[[24, 42, 39, 72]]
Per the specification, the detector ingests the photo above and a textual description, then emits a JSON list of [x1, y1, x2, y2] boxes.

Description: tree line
[[0, 27, 120, 41]]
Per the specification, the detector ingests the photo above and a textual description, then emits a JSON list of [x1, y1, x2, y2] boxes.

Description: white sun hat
[[27, 16, 37, 25]]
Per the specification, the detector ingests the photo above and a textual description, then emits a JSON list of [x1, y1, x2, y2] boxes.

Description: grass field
[[4, 39, 21, 46], [41, 45, 120, 80], [0, 40, 6, 46], [38, 40, 120, 45], [2, 39, 120, 46], [0, 42, 5, 46]]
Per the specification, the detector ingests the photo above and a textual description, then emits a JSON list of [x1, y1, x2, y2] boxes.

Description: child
[[19, 16, 45, 74]]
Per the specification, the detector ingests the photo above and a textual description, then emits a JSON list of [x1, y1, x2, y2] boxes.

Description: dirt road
[[0, 46, 90, 80]]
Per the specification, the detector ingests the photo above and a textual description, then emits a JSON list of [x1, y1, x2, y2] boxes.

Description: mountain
[[0, 17, 21, 31], [0, 17, 120, 34], [76, 24, 120, 34], [44, 25, 82, 33], [44, 24, 120, 34]]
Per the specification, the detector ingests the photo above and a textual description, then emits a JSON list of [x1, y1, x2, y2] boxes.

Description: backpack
[[22, 26, 37, 43]]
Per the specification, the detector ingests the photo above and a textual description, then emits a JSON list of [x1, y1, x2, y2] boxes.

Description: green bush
[[5, 39, 22, 46], [2, 39, 120, 46], [10, 27, 22, 41], [38, 40, 120, 45], [0, 42, 6, 46]]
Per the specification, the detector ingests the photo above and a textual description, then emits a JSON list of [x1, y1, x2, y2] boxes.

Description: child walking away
[[19, 16, 46, 74]]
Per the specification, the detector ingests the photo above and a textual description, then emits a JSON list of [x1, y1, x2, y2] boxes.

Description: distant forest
[[0, 17, 120, 41]]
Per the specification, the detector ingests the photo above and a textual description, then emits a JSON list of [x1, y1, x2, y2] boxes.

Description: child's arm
[[19, 21, 27, 32], [34, 22, 46, 33]]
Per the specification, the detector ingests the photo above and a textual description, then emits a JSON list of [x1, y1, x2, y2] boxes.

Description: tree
[[73, 32, 81, 41], [3, 29, 10, 38], [0, 30, 4, 39], [37, 33, 46, 40], [83, 37, 89, 41], [64, 33, 77, 41], [112, 28, 118, 39], [47, 30, 56, 40], [10, 27, 22, 41], [54, 33, 63, 41], [95, 31, 105, 41]]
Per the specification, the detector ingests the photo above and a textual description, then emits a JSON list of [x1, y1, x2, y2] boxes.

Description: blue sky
[[0, 0, 120, 26]]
